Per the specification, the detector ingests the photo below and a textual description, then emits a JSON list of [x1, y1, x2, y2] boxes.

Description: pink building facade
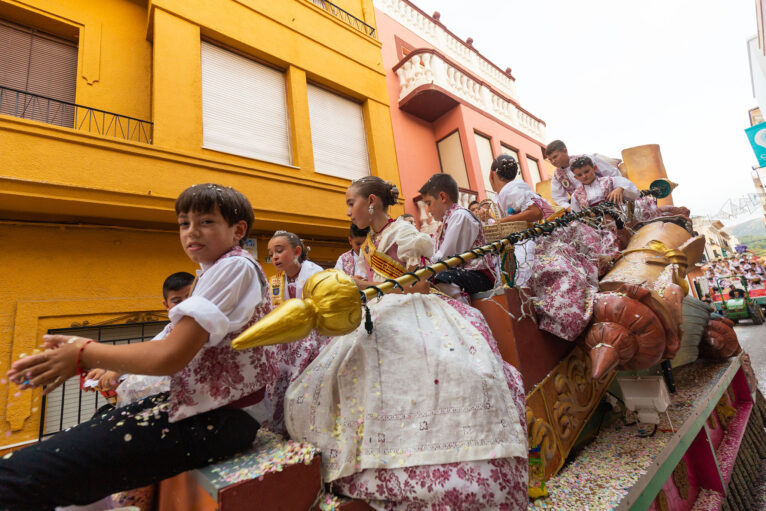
[[374, 0, 549, 230]]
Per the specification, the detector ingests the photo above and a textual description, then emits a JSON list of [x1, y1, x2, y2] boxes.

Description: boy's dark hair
[[162, 271, 195, 300], [272, 230, 309, 263], [570, 156, 594, 170], [418, 173, 459, 203], [349, 176, 399, 208], [468, 200, 480, 208], [545, 140, 567, 156], [175, 184, 254, 247], [349, 223, 370, 238], [490, 154, 519, 181]]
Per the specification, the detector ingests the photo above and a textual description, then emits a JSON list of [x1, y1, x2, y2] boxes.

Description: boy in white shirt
[[334, 224, 369, 278], [85, 271, 195, 400], [418, 173, 495, 297], [3, 184, 277, 509], [545, 139, 622, 210], [569, 156, 641, 212]]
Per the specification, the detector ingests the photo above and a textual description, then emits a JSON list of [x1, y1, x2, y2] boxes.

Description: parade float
[[156, 145, 766, 511]]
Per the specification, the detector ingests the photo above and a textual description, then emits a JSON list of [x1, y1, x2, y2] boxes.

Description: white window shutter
[[201, 42, 291, 165], [307, 84, 370, 180]]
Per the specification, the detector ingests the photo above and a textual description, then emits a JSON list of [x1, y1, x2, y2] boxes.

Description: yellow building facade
[[0, 0, 400, 450]]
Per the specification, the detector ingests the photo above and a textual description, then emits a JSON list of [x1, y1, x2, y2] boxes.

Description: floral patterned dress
[[527, 222, 619, 341], [285, 219, 528, 510]]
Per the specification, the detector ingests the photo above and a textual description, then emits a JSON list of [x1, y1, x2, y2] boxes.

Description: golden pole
[[232, 180, 675, 349]]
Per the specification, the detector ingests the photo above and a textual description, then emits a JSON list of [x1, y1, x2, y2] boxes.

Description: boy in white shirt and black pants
[[419, 173, 495, 299]]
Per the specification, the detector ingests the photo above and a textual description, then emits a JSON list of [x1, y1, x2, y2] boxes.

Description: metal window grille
[[0, 85, 154, 143], [38, 321, 168, 440], [309, 0, 376, 38]]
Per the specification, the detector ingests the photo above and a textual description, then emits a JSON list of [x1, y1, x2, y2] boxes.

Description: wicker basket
[[483, 221, 529, 242]]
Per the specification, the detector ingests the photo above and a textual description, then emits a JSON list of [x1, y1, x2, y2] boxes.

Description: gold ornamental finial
[[232, 270, 362, 350]]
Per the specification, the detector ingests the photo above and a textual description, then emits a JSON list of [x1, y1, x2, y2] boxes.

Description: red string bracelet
[[76, 340, 94, 377]]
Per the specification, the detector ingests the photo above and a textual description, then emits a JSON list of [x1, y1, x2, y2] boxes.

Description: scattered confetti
[[529, 360, 731, 510], [204, 429, 319, 487]]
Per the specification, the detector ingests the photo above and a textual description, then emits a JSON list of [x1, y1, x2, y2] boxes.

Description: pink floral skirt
[[332, 457, 528, 510]]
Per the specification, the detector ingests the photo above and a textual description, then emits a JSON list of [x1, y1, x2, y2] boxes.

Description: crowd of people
[[0, 139, 657, 510], [700, 254, 766, 302]]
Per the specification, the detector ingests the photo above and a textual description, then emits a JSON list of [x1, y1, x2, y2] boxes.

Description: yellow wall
[[0, 0, 398, 447], [0, 223, 190, 445]]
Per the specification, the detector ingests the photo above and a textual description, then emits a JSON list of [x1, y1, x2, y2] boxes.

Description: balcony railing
[[394, 49, 546, 141], [376, 0, 517, 99], [0, 86, 153, 144], [309, 0, 376, 38]]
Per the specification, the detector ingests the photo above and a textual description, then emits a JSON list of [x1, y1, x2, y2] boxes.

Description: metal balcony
[[0, 85, 153, 144], [309, 0, 376, 38]]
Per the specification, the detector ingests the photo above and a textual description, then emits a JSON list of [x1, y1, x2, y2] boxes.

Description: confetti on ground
[[690, 488, 722, 510], [205, 428, 319, 487], [316, 491, 365, 511], [529, 360, 731, 510]]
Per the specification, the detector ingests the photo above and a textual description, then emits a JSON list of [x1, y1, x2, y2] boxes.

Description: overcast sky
[[411, 0, 759, 219]]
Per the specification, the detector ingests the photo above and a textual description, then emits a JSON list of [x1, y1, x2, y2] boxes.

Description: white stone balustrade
[[395, 50, 546, 141], [416, 199, 440, 234], [458, 189, 477, 209], [375, 0, 518, 100]]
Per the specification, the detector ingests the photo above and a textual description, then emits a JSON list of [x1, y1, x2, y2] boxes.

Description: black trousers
[[0, 392, 258, 511], [434, 268, 494, 295]]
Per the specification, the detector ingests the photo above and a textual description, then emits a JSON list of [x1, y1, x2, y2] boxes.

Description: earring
[[368, 204, 374, 216]]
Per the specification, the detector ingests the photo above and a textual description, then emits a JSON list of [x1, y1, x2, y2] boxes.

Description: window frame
[[436, 129, 471, 190]]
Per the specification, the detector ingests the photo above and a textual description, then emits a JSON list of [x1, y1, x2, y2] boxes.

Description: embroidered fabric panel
[[528, 222, 619, 341], [168, 247, 278, 422], [284, 293, 527, 482]]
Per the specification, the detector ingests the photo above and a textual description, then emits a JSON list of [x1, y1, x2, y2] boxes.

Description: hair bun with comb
[[350, 176, 400, 209], [386, 182, 399, 207], [491, 154, 519, 181]]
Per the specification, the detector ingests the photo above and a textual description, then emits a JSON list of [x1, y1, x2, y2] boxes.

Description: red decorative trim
[[393, 48, 545, 127]]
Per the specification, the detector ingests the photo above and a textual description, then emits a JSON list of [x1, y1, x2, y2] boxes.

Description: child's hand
[[403, 265, 430, 295], [353, 275, 376, 290], [85, 368, 105, 381], [83, 368, 106, 392], [98, 370, 122, 391], [7, 336, 90, 394], [607, 187, 625, 204]]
